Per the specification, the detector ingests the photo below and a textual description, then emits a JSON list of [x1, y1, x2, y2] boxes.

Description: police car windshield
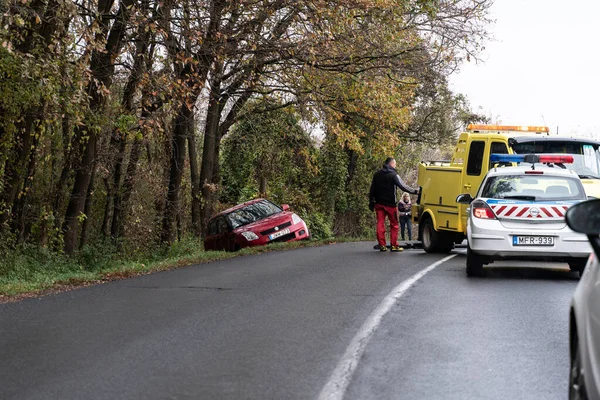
[[481, 175, 586, 201]]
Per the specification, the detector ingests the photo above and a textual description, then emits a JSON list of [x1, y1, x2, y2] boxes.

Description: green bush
[[300, 211, 333, 240], [76, 239, 119, 271]]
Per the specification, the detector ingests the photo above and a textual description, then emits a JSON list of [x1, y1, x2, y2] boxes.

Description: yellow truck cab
[[413, 124, 600, 253]]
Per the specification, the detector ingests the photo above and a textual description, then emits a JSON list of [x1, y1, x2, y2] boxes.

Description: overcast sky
[[449, 0, 600, 139]]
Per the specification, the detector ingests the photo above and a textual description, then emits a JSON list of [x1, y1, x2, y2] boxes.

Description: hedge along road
[[0, 242, 578, 399]]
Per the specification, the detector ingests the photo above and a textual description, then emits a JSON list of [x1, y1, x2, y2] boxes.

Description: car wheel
[[420, 216, 439, 253], [569, 335, 589, 400], [466, 244, 484, 277], [569, 260, 587, 278]]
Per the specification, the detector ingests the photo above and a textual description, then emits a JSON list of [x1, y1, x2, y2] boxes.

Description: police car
[[456, 154, 592, 277]]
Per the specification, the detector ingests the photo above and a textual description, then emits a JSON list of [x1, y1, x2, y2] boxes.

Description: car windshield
[[480, 174, 587, 201], [511, 140, 600, 179], [226, 200, 282, 229]]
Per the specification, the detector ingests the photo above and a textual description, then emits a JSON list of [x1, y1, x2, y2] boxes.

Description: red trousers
[[375, 204, 399, 247]]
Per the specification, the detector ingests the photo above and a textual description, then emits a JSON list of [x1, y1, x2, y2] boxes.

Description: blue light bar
[[489, 153, 525, 163]]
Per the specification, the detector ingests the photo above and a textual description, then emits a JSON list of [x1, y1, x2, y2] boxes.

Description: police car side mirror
[[456, 193, 473, 204]]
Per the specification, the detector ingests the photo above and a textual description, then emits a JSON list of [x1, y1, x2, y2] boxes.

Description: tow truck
[[413, 124, 600, 253]]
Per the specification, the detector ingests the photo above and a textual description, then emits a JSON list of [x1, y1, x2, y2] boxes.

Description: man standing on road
[[369, 158, 419, 252]]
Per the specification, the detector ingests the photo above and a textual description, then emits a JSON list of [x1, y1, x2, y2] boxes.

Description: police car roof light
[[489, 153, 574, 164], [489, 154, 524, 163], [537, 154, 574, 163]]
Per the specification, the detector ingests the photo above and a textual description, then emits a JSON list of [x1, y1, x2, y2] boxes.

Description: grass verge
[[0, 237, 369, 303]]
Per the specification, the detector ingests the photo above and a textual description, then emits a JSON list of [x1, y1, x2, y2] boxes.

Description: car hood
[[234, 212, 293, 233]]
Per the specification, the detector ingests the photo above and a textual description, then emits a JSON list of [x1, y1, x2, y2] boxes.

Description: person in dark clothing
[[398, 192, 412, 241], [369, 158, 419, 252]]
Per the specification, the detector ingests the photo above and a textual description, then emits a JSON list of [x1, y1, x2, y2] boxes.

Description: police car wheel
[[466, 245, 484, 277]]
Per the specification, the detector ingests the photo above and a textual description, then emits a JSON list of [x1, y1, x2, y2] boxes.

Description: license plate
[[512, 236, 554, 246], [269, 228, 291, 240]]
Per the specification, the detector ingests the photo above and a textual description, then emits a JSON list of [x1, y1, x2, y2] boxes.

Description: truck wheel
[[437, 232, 455, 253], [420, 216, 439, 253], [466, 245, 484, 277]]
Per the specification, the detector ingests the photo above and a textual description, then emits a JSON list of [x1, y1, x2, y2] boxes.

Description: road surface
[[0, 242, 578, 399]]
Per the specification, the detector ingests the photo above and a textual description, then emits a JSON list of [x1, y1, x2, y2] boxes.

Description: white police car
[[456, 154, 592, 277]]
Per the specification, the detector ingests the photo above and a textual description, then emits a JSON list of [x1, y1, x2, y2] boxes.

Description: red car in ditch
[[204, 199, 310, 251]]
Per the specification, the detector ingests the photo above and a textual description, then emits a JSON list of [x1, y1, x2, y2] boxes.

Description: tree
[[220, 101, 318, 208], [62, 0, 139, 254]]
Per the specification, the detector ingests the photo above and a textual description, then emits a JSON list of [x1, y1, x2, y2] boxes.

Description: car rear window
[[226, 200, 282, 229], [480, 174, 586, 201]]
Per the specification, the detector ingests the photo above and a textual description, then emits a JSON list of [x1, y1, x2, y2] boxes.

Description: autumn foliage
[[0, 0, 492, 256]]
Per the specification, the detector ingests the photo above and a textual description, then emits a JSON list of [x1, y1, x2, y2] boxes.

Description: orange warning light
[[467, 124, 549, 133]]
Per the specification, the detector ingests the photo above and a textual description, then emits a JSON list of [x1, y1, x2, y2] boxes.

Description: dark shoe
[[390, 245, 404, 252], [378, 245, 388, 252]]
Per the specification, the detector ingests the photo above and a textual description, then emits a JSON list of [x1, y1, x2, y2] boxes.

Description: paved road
[[0, 242, 579, 399]]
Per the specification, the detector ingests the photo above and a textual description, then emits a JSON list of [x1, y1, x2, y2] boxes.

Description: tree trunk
[[199, 92, 221, 235], [2, 0, 71, 232], [345, 146, 359, 188], [111, 91, 155, 240], [79, 166, 96, 249], [63, 129, 98, 254], [11, 133, 39, 243], [100, 175, 112, 236], [105, 24, 152, 239], [259, 176, 268, 197], [107, 136, 127, 236], [188, 123, 201, 236], [62, 0, 135, 254], [0, 115, 38, 230], [112, 134, 143, 240], [51, 115, 73, 235], [160, 105, 191, 244]]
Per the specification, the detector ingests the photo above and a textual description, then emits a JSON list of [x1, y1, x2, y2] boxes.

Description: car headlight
[[241, 231, 259, 241], [292, 213, 302, 225]]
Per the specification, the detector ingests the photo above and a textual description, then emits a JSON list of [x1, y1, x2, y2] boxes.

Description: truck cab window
[[489, 142, 509, 169], [467, 141, 486, 176]]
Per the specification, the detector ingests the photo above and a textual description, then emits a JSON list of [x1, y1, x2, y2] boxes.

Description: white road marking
[[317, 253, 459, 400]]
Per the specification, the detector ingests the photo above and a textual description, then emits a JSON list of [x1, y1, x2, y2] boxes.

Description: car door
[[204, 219, 218, 250], [216, 217, 230, 251], [586, 261, 600, 386], [460, 140, 487, 230]]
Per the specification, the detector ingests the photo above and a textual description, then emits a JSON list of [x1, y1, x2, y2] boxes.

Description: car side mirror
[[566, 199, 600, 257], [566, 199, 600, 235], [281, 204, 290, 211], [456, 193, 473, 204]]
